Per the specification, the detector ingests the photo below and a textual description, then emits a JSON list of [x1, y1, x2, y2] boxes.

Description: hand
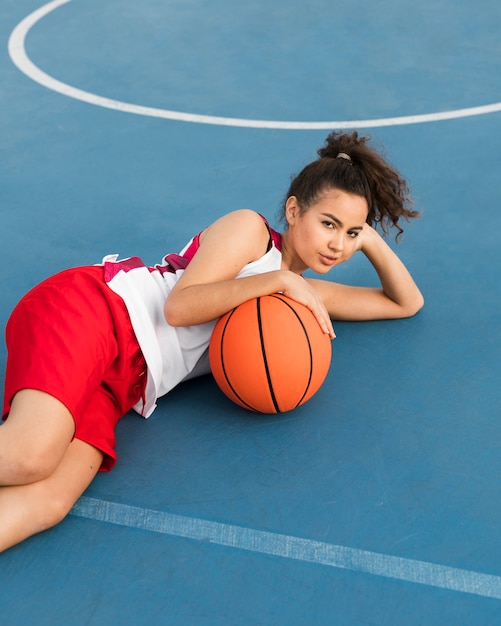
[[357, 223, 380, 254], [281, 271, 335, 338], [334, 223, 374, 266]]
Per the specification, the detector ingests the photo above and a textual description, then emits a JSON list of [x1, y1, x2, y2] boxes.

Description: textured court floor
[[1, 1, 501, 624]]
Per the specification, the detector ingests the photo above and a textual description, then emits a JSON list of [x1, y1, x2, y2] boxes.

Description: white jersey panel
[[101, 236, 282, 417]]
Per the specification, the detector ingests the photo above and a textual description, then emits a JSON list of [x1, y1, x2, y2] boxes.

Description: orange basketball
[[209, 294, 332, 413]]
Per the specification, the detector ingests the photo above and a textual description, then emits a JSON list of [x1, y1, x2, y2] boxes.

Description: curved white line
[[8, 0, 501, 129]]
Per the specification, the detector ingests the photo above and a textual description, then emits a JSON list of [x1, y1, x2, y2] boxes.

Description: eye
[[348, 231, 360, 239], [322, 220, 335, 229]]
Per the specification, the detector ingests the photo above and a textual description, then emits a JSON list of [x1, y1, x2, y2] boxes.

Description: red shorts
[[2, 266, 147, 471]]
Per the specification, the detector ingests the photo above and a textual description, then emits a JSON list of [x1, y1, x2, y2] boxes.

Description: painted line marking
[[8, 0, 501, 129], [71, 496, 501, 600]]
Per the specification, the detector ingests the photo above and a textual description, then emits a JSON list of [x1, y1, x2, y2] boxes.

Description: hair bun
[[318, 131, 370, 160]]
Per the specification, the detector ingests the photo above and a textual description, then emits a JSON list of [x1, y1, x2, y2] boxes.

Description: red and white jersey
[[101, 217, 282, 417]]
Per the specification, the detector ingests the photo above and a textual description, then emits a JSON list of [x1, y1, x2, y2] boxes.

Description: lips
[[319, 254, 339, 266]]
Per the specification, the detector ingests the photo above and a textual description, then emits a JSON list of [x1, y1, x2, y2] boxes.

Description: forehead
[[312, 189, 369, 223]]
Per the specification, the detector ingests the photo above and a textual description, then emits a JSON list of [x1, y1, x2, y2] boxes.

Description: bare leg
[[0, 389, 76, 485], [0, 437, 103, 552]]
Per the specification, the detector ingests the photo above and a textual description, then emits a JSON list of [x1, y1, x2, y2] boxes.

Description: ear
[[285, 196, 299, 226]]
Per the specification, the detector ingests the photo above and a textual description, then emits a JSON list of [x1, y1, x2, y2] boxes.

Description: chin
[[314, 265, 335, 274]]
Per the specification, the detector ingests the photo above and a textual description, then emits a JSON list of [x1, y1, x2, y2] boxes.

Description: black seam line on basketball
[[270, 294, 313, 408], [257, 297, 281, 413], [219, 308, 256, 411]]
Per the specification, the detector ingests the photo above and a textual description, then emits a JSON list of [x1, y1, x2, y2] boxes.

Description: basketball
[[209, 294, 332, 413]]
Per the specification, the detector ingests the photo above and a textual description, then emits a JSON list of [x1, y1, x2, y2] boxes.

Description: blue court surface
[[1, 1, 501, 624]]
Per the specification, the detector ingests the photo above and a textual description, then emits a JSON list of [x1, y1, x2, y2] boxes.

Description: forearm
[[165, 268, 335, 336], [164, 270, 288, 327], [362, 229, 424, 315]]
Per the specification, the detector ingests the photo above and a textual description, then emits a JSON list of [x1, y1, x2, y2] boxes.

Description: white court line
[[8, 0, 501, 129], [71, 496, 501, 600]]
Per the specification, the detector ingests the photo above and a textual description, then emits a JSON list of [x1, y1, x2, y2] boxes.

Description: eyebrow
[[321, 213, 364, 231]]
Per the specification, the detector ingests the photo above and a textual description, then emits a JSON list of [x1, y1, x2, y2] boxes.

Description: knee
[[0, 389, 75, 486], [0, 453, 59, 485], [40, 494, 74, 529], [26, 487, 77, 536]]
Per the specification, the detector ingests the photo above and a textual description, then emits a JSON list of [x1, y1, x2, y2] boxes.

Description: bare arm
[[308, 225, 424, 321], [164, 210, 335, 336]]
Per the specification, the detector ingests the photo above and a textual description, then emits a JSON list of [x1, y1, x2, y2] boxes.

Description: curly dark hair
[[282, 132, 419, 239]]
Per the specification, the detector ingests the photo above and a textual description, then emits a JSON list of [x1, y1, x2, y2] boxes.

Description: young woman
[[0, 131, 423, 551]]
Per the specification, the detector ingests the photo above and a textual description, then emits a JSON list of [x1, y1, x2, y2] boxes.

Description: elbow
[[164, 299, 184, 327], [412, 290, 425, 316], [401, 291, 425, 318]]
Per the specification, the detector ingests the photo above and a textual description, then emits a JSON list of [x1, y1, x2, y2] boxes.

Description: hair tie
[[336, 152, 352, 162]]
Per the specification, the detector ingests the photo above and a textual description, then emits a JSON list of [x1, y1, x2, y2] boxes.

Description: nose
[[329, 230, 344, 252]]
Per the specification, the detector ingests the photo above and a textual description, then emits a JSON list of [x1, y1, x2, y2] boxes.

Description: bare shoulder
[[174, 210, 272, 287], [198, 209, 271, 263], [200, 209, 269, 242]]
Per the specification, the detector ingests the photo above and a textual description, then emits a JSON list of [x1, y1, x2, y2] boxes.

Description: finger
[[313, 304, 335, 339]]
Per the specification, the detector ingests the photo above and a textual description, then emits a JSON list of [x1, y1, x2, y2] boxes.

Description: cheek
[[296, 226, 315, 248]]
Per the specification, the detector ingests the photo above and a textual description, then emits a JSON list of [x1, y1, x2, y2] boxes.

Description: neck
[[280, 230, 307, 274]]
